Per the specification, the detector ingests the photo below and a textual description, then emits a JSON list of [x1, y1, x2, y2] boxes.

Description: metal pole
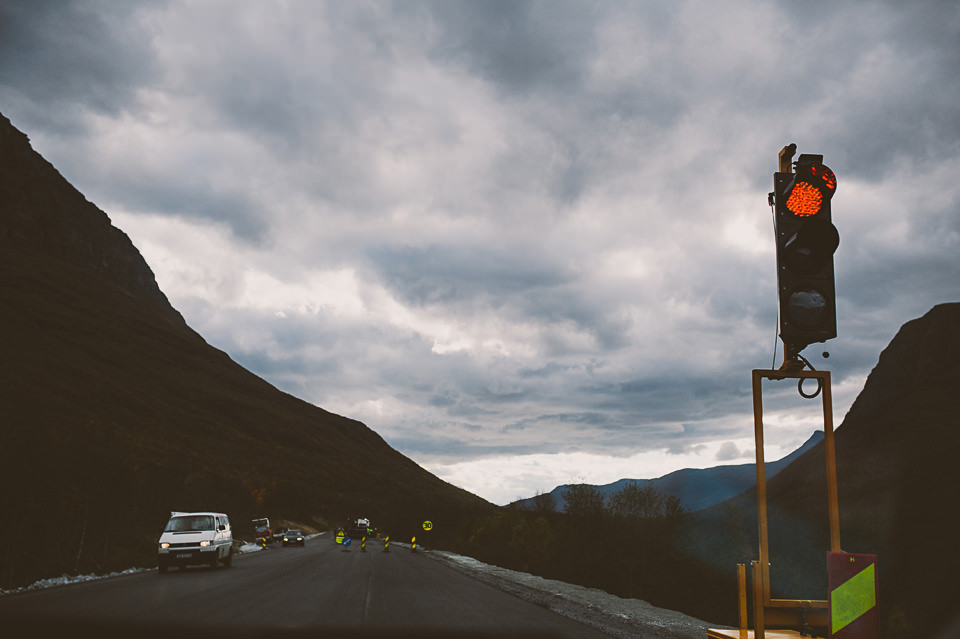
[[822, 371, 841, 551], [737, 564, 748, 639], [752, 560, 765, 639], [752, 370, 771, 601]]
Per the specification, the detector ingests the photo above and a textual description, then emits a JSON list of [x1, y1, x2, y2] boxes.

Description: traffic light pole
[[709, 369, 840, 639], [754, 368, 842, 564], [753, 368, 840, 637]]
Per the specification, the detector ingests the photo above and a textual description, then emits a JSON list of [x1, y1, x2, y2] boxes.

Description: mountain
[[512, 431, 824, 513], [0, 112, 493, 589]]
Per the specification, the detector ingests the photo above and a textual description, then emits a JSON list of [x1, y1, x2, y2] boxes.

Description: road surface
[[0, 534, 612, 638]]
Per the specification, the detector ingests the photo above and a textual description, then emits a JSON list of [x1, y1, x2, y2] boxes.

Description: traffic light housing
[[774, 153, 839, 356]]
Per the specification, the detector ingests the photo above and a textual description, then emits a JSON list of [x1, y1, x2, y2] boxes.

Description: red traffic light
[[784, 156, 837, 218], [773, 150, 839, 354]]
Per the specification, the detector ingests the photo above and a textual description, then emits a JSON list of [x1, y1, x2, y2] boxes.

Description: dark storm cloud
[[423, 0, 596, 95], [366, 244, 570, 306], [503, 411, 616, 433], [0, 0, 158, 133], [582, 376, 752, 426], [768, 0, 960, 180], [111, 176, 270, 243], [389, 436, 546, 459], [366, 242, 640, 356]]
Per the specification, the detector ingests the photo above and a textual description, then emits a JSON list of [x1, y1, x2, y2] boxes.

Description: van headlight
[[200, 540, 211, 547], [160, 542, 170, 549]]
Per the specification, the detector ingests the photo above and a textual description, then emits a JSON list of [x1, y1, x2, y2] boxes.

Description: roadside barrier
[[383, 535, 390, 553], [411, 536, 417, 553]]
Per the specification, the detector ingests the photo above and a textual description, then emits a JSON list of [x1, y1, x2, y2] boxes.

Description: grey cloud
[[715, 441, 742, 461], [503, 411, 617, 434], [117, 178, 270, 244], [390, 436, 546, 460], [0, 0, 158, 133], [583, 376, 752, 426], [366, 243, 638, 358], [778, 2, 959, 180], [429, 390, 500, 419], [366, 244, 569, 307], [424, 0, 596, 95]]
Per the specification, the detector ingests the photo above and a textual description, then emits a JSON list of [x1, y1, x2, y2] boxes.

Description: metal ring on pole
[[796, 354, 823, 399], [798, 376, 823, 399]]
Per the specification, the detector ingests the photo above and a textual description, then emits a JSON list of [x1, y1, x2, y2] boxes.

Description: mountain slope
[[0, 112, 493, 588], [513, 431, 823, 513]]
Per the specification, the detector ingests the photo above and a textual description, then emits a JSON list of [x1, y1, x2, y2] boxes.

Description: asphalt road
[[0, 535, 612, 638]]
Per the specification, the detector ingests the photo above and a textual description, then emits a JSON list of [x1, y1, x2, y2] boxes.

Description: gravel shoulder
[[427, 549, 730, 639]]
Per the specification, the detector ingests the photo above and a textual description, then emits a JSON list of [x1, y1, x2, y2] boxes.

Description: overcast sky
[[2, 0, 958, 505]]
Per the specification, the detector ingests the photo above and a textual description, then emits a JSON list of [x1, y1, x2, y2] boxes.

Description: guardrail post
[[737, 564, 747, 639]]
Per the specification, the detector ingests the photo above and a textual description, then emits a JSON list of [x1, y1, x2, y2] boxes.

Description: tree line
[[455, 481, 734, 624]]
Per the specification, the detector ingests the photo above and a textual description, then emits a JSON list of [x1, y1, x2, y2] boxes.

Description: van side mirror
[[219, 524, 226, 531]]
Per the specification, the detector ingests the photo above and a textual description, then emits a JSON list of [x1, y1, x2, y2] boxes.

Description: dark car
[[282, 529, 305, 547]]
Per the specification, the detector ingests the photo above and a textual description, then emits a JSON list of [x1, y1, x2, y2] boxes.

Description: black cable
[[796, 353, 822, 398]]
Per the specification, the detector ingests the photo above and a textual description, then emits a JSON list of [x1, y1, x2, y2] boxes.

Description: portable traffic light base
[[708, 369, 841, 639]]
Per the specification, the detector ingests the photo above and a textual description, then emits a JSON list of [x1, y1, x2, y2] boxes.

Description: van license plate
[[176, 553, 191, 559]]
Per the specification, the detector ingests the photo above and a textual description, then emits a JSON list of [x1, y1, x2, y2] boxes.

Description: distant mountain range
[[511, 431, 824, 514]]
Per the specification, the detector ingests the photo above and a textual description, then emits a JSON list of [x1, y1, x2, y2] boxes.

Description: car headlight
[[283, 537, 289, 542], [160, 542, 170, 549], [200, 540, 211, 547], [297, 537, 303, 541]]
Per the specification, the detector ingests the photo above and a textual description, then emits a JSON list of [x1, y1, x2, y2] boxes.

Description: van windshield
[[164, 515, 215, 532]]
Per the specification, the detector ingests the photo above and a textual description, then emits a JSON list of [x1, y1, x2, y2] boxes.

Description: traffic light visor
[[809, 164, 837, 192]]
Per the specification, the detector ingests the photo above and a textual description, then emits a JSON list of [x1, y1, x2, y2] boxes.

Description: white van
[[157, 511, 233, 573]]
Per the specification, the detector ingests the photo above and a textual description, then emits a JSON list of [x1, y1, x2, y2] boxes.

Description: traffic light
[[774, 153, 839, 356]]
